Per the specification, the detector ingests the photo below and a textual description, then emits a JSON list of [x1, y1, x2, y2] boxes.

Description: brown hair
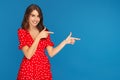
[[21, 4, 45, 32]]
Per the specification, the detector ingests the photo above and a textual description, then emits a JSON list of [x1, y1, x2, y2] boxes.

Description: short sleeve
[[18, 29, 27, 49], [46, 34, 54, 47]]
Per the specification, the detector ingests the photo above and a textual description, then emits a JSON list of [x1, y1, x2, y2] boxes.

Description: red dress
[[17, 28, 54, 80]]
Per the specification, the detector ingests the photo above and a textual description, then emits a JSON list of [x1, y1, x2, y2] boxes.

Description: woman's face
[[28, 10, 40, 28]]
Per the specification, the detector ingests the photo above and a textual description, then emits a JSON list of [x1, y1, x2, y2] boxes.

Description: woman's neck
[[29, 26, 38, 31]]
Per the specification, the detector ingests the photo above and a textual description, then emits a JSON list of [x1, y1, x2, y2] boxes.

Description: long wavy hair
[[21, 4, 45, 32]]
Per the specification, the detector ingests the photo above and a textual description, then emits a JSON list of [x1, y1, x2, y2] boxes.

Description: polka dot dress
[[17, 29, 54, 80]]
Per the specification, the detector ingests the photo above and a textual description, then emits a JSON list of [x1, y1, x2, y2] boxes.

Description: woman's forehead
[[31, 10, 39, 14]]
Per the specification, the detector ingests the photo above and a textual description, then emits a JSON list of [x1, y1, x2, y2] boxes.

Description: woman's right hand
[[37, 27, 54, 39]]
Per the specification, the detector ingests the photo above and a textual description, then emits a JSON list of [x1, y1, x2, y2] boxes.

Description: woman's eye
[[31, 14, 35, 17]]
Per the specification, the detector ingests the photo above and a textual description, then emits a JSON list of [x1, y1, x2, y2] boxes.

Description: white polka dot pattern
[[17, 29, 54, 80]]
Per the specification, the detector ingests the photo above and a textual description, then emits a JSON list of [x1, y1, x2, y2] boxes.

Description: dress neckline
[[26, 30, 35, 41]]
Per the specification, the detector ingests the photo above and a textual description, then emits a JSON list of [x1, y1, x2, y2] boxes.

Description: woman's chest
[[25, 34, 47, 49]]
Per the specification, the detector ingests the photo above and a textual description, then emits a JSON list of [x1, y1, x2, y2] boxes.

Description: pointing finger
[[47, 31, 54, 34], [71, 37, 81, 40]]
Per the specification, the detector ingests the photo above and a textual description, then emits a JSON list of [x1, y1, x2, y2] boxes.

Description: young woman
[[17, 4, 80, 80]]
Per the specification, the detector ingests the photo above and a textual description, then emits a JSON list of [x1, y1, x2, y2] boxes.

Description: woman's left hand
[[65, 32, 80, 45]]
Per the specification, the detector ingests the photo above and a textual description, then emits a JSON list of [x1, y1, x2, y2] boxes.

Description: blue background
[[0, 0, 120, 80]]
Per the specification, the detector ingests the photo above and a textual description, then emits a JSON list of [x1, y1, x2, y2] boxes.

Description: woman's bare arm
[[46, 32, 80, 57], [21, 27, 53, 59]]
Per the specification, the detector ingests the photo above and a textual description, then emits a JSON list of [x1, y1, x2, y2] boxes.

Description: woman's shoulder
[[18, 28, 27, 35]]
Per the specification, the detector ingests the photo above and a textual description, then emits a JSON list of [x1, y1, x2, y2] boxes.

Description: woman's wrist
[[63, 39, 67, 45]]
